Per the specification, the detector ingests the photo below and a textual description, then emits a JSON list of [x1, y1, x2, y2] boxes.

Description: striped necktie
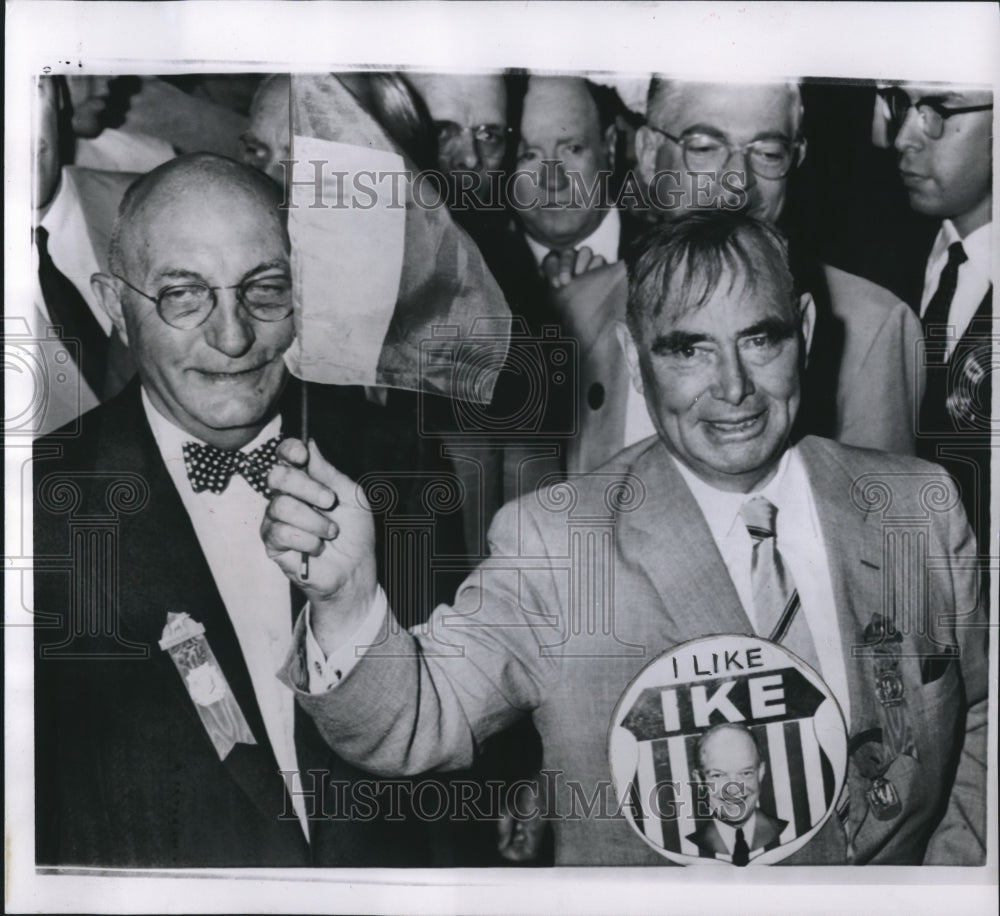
[[740, 496, 820, 673], [741, 496, 851, 861]]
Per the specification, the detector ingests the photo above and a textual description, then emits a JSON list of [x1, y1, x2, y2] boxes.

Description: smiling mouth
[[704, 413, 766, 437], [195, 365, 269, 380]]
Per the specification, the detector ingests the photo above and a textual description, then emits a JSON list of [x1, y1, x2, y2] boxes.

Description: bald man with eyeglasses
[[32, 153, 450, 868]]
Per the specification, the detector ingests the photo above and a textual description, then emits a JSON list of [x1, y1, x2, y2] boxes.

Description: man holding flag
[[33, 151, 501, 866]]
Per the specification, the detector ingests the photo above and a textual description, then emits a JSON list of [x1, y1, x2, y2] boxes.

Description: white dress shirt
[[920, 220, 992, 360], [142, 391, 310, 838], [31, 168, 110, 432], [671, 447, 851, 729], [524, 207, 622, 267], [34, 168, 114, 335]]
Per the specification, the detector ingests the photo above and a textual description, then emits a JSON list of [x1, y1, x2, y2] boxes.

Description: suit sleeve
[[828, 273, 924, 456], [281, 499, 559, 776], [922, 496, 989, 865]]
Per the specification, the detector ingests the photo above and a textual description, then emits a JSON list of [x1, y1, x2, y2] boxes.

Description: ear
[[796, 137, 808, 168], [603, 122, 618, 173], [634, 125, 660, 187], [797, 291, 816, 364], [91, 273, 129, 347], [615, 320, 644, 396]]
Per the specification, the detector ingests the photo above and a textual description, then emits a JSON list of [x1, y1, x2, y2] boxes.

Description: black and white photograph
[[4, 2, 997, 914]]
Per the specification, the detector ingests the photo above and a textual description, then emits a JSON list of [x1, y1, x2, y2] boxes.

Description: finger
[[555, 249, 575, 288], [587, 254, 607, 271], [268, 462, 338, 510], [541, 250, 561, 286], [267, 494, 340, 540], [261, 519, 327, 557], [496, 813, 514, 851], [573, 246, 595, 275], [276, 437, 309, 468]]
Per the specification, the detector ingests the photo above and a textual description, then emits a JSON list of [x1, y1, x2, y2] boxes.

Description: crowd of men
[[29, 70, 992, 868]]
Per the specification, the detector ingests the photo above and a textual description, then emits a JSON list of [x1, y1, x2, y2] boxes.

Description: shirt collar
[[932, 219, 992, 277], [713, 810, 757, 851], [524, 207, 621, 267], [669, 447, 795, 542], [141, 387, 282, 467]]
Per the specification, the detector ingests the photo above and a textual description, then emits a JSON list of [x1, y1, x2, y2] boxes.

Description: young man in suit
[[33, 153, 446, 867], [264, 211, 987, 866], [883, 82, 993, 541]]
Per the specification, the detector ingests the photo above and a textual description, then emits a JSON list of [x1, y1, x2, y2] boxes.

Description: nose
[[204, 290, 255, 358], [893, 106, 924, 153], [712, 348, 754, 405], [727, 148, 758, 202], [541, 157, 569, 192], [449, 132, 481, 172]]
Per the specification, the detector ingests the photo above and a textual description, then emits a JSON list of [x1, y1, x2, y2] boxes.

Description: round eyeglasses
[[646, 126, 801, 180], [434, 121, 513, 159], [113, 274, 293, 330], [877, 87, 993, 141]]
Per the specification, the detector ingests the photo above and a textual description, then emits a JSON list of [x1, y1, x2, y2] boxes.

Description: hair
[[346, 72, 438, 172], [694, 722, 762, 772], [625, 210, 795, 338], [108, 152, 286, 275], [646, 77, 804, 139]]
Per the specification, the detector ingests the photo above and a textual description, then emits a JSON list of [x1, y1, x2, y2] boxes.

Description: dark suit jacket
[[916, 288, 992, 542], [687, 810, 788, 860], [33, 378, 460, 867], [286, 435, 988, 866]]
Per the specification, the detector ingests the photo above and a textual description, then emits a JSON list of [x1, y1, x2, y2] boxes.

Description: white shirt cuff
[[303, 586, 388, 693]]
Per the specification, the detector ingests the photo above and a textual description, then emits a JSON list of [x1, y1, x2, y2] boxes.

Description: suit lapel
[[622, 443, 753, 639], [796, 437, 885, 736], [87, 386, 298, 830]]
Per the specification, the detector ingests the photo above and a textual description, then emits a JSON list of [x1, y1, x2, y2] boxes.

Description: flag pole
[[299, 381, 310, 581]]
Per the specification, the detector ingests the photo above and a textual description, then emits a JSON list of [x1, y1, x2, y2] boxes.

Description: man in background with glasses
[[880, 83, 993, 541], [629, 78, 925, 458], [33, 153, 435, 867]]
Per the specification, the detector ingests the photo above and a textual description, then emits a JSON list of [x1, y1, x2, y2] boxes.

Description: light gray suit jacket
[[286, 436, 987, 866]]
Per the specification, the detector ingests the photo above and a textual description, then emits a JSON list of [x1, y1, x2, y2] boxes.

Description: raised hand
[[262, 438, 377, 650], [541, 245, 608, 290]]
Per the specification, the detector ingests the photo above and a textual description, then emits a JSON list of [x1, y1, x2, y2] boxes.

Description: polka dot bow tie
[[182, 436, 281, 498]]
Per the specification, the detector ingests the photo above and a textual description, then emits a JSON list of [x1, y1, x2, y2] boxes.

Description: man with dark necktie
[[880, 82, 993, 541], [33, 153, 448, 867], [31, 75, 138, 433], [687, 724, 788, 865], [264, 211, 987, 866]]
